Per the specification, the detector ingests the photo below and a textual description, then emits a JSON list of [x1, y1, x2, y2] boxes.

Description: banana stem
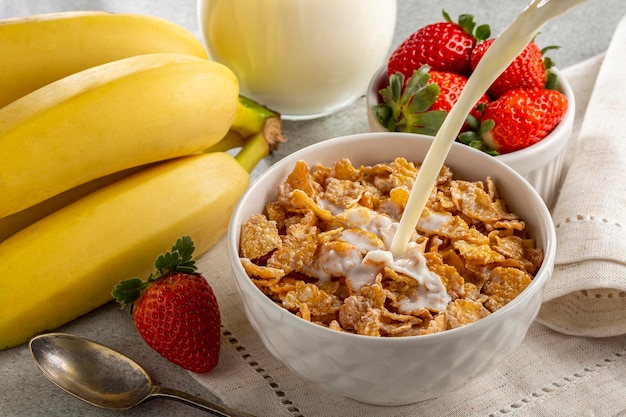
[[234, 111, 286, 173], [204, 130, 245, 153], [205, 95, 286, 155], [207, 95, 287, 173], [231, 96, 284, 140], [235, 132, 271, 173]]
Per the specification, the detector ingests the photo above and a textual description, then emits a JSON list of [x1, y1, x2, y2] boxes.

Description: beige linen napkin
[[191, 17, 626, 417], [535, 16, 626, 337]]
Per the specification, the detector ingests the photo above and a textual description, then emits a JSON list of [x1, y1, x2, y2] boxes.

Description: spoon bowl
[[29, 333, 256, 417]]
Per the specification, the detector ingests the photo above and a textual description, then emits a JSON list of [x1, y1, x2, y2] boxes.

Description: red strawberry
[[113, 236, 221, 373], [470, 39, 547, 98], [478, 88, 568, 153], [428, 70, 490, 123], [388, 10, 490, 78]]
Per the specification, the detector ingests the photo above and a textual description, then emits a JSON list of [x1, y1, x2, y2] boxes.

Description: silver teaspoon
[[29, 333, 257, 417]]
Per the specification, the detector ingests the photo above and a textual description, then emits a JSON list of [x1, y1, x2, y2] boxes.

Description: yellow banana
[[0, 152, 249, 349], [0, 98, 285, 242], [0, 52, 239, 218], [0, 11, 208, 108], [0, 165, 151, 242]]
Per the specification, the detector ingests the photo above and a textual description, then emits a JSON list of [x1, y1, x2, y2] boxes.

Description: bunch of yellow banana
[[0, 11, 285, 349], [0, 11, 208, 108]]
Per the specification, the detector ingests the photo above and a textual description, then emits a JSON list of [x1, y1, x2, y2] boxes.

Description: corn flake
[[240, 258, 284, 280], [483, 266, 533, 312], [267, 220, 318, 274], [446, 299, 490, 329], [282, 281, 341, 317], [239, 214, 282, 260]]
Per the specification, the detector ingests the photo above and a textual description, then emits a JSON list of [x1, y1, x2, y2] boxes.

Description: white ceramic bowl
[[366, 66, 575, 208], [227, 132, 556, 406]]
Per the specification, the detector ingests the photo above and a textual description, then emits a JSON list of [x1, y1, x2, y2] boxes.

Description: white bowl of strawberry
[[366, 10, 574, 208]]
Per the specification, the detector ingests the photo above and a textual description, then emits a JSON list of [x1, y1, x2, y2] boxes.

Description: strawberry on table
[[477, 88, 568, 154], [113, 236, 221, 373], [387, 9, 490, 78]]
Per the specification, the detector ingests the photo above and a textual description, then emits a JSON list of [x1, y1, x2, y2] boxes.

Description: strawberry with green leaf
[[113, 236, 221, 373], [462, 88, 568, 154], [387, 9, 490, 78]]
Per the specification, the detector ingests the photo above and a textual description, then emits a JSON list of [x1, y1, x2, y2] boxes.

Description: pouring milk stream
[[389, 0, 589, 257]]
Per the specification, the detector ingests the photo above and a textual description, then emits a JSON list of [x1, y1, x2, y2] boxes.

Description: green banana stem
[[232, 95, 286, 149], [231, 95, 280, 137], [205, 95, 286, 155], [206, 95, 286, 173], [235, 131, 272, 174], [204, 130, 246, 153]]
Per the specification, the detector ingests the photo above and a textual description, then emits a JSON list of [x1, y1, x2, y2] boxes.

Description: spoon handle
[[151, 386, 259, 417]]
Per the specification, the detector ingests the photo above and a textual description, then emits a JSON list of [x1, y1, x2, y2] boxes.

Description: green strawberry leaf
[[457, 13, 476, 35], [458, 131, 499, 156], [544, 71, 558, 90], [112, 278, 147, 309], [540, 45, 560, 73], [112, 236, 198, 308], [443, 9, 490, 40], [464, 114, 480, 132], [540, 45, 561, 56], [405, 110, 447, 136], [374, 103, 393, 130], [407, 83, 440, 113], [474, 24, 491, 41], [479, 119, 495, 136], [458, 130, 477, 145], [377, 65, 447, 134], [154, 235, 197, 276]]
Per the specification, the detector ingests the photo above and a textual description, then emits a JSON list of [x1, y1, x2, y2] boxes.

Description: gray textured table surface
[[1, 1, 624, 416]]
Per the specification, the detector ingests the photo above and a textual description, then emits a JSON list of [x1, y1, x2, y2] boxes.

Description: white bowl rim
[[228, 132, 557, 345]]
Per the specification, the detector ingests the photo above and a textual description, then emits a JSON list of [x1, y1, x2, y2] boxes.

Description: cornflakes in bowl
[[227, 132, 556, 405]]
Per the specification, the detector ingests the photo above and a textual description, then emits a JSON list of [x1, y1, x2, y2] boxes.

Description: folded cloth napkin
[[536, 15, 626, 337], [189, 17, 626, 417]]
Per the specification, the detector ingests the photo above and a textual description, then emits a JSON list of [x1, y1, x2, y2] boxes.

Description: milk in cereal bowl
[[227, 132, 556, 405]]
